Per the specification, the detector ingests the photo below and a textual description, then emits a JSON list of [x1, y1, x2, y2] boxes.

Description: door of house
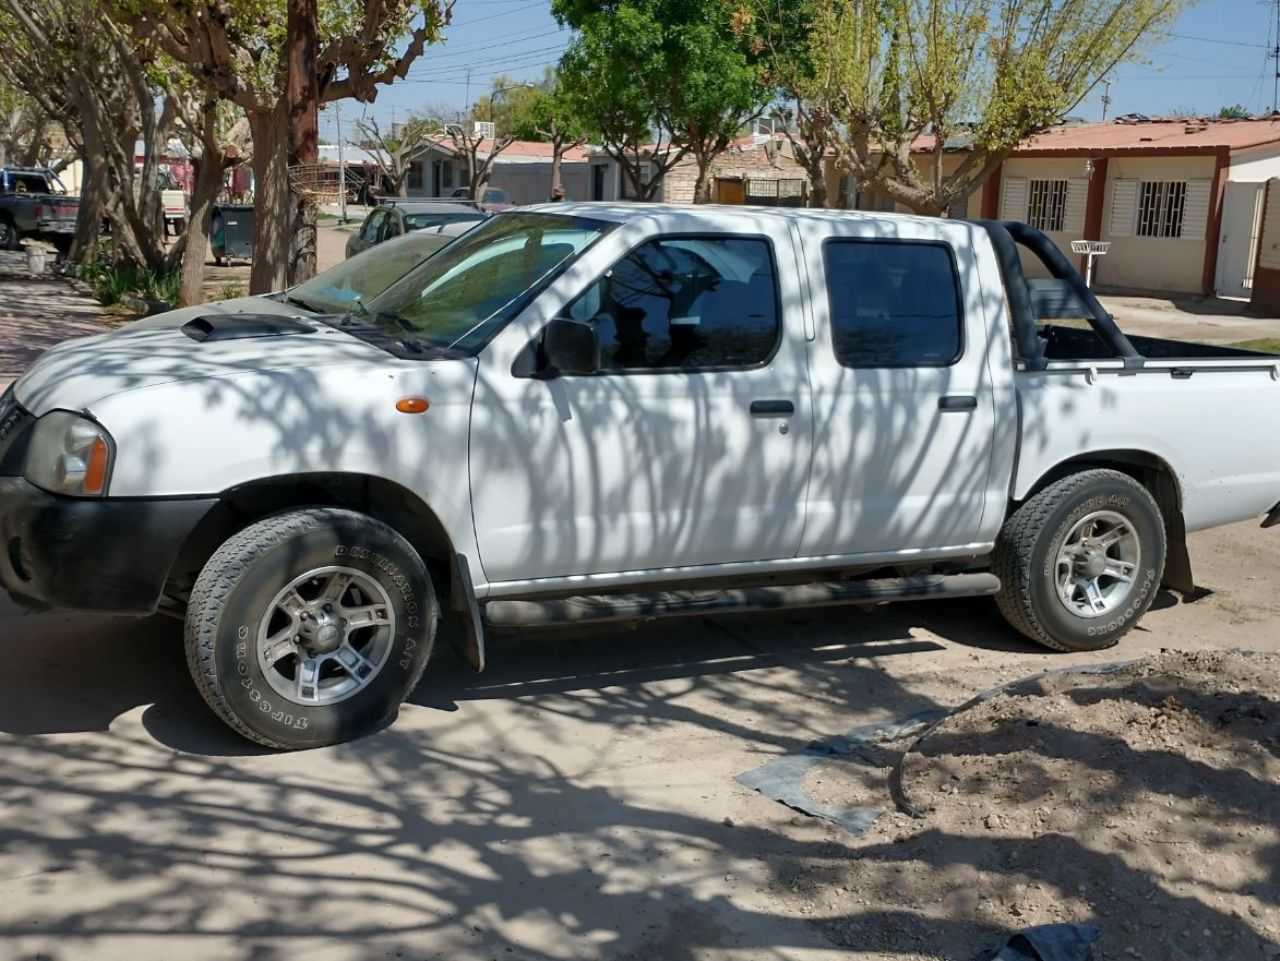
[[1216, 182, 1263, 298], [432, 160, 442, 197]]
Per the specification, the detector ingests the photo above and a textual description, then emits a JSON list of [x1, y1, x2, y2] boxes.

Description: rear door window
[[823, 240, 963, 368], [360, 209, 387, 241]]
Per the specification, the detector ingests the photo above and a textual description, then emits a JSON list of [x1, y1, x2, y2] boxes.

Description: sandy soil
[[785, 650, 1280, 961]]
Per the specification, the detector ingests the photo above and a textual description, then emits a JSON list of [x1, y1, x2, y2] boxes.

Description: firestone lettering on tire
[[335, 544, 420, 629]]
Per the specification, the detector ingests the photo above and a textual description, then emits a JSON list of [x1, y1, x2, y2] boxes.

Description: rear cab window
[[822, 240, 964, 368]]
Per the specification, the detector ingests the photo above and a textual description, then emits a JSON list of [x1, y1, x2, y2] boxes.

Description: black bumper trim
[[0, 477, 217, 615]]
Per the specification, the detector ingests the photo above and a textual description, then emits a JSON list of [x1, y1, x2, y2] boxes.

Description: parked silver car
[[345, 200, 486, 259], [302, 220, 478, 309]]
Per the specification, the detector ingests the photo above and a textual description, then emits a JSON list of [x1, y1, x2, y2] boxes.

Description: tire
[[185, 508, 438, 749], [0, 217, 18, 251], [994, 469, 1166, 652]]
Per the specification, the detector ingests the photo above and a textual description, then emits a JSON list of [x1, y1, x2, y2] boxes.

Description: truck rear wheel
[[994, 470, 1166, 652], [184, 508, 437, 749]]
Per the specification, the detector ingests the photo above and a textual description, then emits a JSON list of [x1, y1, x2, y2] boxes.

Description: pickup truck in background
[[1, 204, 1278, 749], [0, 166, 78, 252], [162, 188, 188, 236]]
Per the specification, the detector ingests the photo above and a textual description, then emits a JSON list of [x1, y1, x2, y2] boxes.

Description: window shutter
[[1064, 179, 1089, 234], [1181, 180, 1212, 241], [1110, 180, 1138, 237], [1001, 178, 1029, 222]]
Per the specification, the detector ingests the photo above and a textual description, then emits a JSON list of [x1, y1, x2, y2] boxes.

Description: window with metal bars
[[1136, 181, 1187, 238], [1026, 180, 1069, 232]]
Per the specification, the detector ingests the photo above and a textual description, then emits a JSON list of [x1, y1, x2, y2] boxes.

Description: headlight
[[24, 411, 114, 497]]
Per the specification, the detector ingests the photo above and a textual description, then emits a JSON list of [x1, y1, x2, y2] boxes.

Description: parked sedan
[[345, 200, 486, 259], [450, 186, 513, 212], [306, 220, 479, 310]]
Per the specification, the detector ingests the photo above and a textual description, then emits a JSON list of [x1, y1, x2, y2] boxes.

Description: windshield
[[286, 233, 454, 313], [361, 212, 613, 354]]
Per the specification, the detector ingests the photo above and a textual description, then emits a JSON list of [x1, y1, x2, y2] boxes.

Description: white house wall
[[489, 163, 590, 205], [1000, 157, 1095, 279], [1228, 143, 1280, 182], [1098, 155, 1215, 293]]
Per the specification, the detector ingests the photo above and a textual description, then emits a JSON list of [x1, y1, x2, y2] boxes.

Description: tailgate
[[34, 195, 78, 228]]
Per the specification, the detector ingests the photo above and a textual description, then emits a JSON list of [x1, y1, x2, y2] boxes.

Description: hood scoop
[[181, 313, 317, 343]]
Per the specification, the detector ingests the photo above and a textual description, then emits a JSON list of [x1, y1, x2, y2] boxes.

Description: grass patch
[[1229, 338, 1280, 354]]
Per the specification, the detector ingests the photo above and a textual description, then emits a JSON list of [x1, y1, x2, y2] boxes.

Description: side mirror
[[538, 317, 599, 377]]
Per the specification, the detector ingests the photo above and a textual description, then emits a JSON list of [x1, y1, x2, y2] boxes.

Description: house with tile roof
[[404, 136, 593, 205], [837, 117, 1280, 297]]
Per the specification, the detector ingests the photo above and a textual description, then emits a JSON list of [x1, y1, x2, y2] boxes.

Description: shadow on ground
[[2, 594, 1261, 960]]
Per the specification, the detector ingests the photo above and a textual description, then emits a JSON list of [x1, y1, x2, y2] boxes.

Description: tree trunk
[[70, 149, 107, 266], [286, 0, 319, 285], [179, 148, 227, 306], [550, 138, 563, 197], [691, 152, 714, 204], [248, 107, 292, 294], [806, 156, 828, 208]]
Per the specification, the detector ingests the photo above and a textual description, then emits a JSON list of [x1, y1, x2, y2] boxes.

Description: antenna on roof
[[1101, 78, 1112, 121]]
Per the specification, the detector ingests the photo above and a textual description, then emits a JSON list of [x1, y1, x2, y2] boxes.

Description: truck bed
[[1040, 324, 1279, 362]]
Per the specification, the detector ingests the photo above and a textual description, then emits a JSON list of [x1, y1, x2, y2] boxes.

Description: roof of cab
[[516, 201, 976, 232]]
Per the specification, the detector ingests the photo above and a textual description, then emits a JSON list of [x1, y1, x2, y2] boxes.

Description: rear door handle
[[938, 395, 978, 412], [750, 399, 795, 417]]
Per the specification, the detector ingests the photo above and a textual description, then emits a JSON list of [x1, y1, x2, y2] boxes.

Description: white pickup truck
[[2, 204, 1278, 748]]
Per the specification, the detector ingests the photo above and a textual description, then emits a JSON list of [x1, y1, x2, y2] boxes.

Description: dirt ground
[[787, 650, 1280, 961], [0, 231, 1279, 961]]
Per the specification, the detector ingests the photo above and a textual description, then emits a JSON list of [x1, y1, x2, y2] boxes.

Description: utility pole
[[336, 102, 347, 224], [1268, 0, 1280, 113], [286, 0, 319, 282], [1273, 0, 1280, 113], [1101, 79, 1112, 121]]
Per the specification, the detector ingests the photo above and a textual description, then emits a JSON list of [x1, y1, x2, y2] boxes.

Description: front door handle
[[750, 399, 795, 417], [938, 395, 978, 412]]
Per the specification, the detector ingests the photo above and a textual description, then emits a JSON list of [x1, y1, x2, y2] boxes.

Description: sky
[[319, 0, 1280, 144]]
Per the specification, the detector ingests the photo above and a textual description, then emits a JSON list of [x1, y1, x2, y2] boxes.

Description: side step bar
[[482, 572, 1001, 628]]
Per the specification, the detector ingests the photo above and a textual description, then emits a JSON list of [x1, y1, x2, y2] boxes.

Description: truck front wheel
[[994, 470, 1166, 652], [0, 217, 18, 250], [184, 508, 438, 749]]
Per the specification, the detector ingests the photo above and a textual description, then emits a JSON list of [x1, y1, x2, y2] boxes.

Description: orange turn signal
[[395, 397, 430, 414], [83, 437, 110, 494]]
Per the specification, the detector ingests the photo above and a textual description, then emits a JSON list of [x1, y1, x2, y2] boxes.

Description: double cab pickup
[[2, 204, 1278, 747]]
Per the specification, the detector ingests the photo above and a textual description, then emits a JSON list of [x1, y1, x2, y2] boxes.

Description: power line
[[426, 25, 565, 59], [402, 45, 569, 82], [1170, 32, 1270, 49]]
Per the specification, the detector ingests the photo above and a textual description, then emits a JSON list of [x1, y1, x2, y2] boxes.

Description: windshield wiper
[[283, 293, 329, 314]]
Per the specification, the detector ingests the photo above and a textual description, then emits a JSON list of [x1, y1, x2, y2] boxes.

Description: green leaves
[[762, 0, 1183, 213], [557, 0, 768, 180]]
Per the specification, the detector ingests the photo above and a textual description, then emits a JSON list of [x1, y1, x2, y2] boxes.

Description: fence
[[744, 178, 808, 208]]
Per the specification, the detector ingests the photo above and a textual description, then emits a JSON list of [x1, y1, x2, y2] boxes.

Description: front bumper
[[0, 477, 216, 615]]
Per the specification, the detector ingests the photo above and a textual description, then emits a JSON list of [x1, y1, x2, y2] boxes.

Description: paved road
[[0, 251, 107, 391], [2, 518, 1278, 961]]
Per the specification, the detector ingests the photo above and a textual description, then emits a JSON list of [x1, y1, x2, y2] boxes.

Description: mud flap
[[449, 552, 485, 673], [1155, 472, 1195, 594]]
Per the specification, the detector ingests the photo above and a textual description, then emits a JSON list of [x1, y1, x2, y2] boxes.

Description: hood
[[14, 297, 391, 416]]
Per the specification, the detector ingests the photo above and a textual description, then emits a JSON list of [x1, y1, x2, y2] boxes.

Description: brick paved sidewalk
[[0, 250, 109, 391]]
